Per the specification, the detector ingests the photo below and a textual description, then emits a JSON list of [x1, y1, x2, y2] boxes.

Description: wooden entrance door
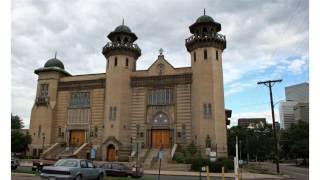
[[107, 145, 116, 161], [70, 130, 85, 146], [152, 129, 169, 148]]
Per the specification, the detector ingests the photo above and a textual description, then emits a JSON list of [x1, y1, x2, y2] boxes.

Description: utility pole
[[257, 79, 282, 174]]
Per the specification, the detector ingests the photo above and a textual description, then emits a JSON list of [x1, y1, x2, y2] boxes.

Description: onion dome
[[196, 15, 214, 23], [34, 53, 71, 76], [44, 58, 65, 69]]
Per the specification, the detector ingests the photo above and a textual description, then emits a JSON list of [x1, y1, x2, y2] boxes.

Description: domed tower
[[185, 10, 227, 157], [102, 21, 141, 161], [30, 56, 70, 156]]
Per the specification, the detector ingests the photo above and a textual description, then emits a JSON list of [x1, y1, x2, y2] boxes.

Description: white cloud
[[11, 0, 308, 128], [287, 58, 307, 74]]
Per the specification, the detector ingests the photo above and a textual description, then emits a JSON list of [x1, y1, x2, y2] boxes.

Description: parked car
[[11, 158, 20, 170], [32, 159, 56, 171], [100, 162, 143, 178], [40, 158, 104, 180]]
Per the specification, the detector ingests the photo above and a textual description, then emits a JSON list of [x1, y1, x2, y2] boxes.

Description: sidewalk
[[144, 170, 290, 179]]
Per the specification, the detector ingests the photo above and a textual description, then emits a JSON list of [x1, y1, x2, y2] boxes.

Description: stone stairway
[[41, 143, 66, 160], [143, 148, 191, 171]]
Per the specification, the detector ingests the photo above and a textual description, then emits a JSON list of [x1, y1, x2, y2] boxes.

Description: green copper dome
[[44, 58, 65, 69], [196, 15, 214, 23], [114, 24, 132, 33]]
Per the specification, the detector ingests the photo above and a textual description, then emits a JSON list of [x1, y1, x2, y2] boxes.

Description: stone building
[[28, 11, 228, 161]]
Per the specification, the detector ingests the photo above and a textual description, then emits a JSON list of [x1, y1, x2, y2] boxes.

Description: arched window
[[126, 58, 129, 67], [152, 112, 169, 126], [216, 50, 219, 61], [204, 49, 207, 60], [117, 37, 121, 43], [38, 125, 42, 137], [194, 52, 196, 62], [114, 57, 118, 66]]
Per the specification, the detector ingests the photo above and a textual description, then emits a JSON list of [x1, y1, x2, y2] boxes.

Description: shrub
[[191, 157, 234, 173], [173, 152, 185, 163]]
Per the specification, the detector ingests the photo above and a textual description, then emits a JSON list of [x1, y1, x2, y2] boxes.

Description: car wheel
[[75, 175, 82, 180], [96, 173, 103, 180]]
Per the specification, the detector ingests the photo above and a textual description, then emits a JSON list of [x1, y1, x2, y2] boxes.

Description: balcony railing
[[185, 33, 226, 44], [35, 96, 49, 106], [103, 42, 141, 53]]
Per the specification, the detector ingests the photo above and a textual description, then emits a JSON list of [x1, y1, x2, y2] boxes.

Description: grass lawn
[[104, 176, 153, 180]]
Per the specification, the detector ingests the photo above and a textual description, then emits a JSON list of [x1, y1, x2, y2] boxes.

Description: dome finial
[[122, 18, 124, 25], [54, 51, 57, 59], [204, 8, 206, 15]]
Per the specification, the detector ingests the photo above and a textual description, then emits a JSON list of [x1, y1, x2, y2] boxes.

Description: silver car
[[40, 158, 104, 180]]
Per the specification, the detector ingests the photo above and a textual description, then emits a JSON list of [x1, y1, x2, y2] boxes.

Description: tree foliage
[[11, 114, 24, 129], [228, 125, 274, 161], [11, 114, 31, 154], [280, 121, 309, 159], [11, 130, 32, 153]]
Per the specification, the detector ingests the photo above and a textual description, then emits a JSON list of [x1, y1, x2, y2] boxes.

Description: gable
[[147, 55, 176, 76]]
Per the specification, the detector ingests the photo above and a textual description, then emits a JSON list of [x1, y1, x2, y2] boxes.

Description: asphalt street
[[251, 162, 309, 180], [12, 165, 292, 180]]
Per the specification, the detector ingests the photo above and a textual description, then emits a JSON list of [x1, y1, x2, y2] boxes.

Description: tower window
[[216, 50, 219, 61], [39, 84, 48, 97], [117, 37, 121, 43], [203, 104, 207, 119], [203, 103, 212, 119], [109, 106, 117, 120], [38, 125, 42, 137], [114, 57, 118, 66], [126, 58, 129, 67], [204, 49, 207, 60], [194, 52, 196, 62]]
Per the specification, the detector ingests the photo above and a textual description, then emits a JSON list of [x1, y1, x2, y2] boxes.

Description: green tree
[[11, 130, 32, 153], [280, 121, 309, 160], [228, 125, 274, 161], [11, 114, 32, 154], [11, 114, 24, 129]]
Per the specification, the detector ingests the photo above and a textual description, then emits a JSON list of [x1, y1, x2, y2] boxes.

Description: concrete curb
[[11, 173, 36, 177], [144, 170, 288, 179]]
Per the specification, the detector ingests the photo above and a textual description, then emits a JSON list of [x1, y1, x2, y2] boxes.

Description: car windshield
[[55, 159, 78, 167]]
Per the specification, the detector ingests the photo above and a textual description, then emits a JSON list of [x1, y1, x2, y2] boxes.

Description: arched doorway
[[106, 144, 116, 161], [151, 112, 170, 148]]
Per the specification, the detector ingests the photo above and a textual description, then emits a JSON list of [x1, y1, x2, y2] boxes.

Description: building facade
[[28, 12, 228, 161], [279, 82, 309, 129], [237, 118, 266, 128]]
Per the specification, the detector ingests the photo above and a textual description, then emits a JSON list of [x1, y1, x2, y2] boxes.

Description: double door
[[151, 129, 169, 148]]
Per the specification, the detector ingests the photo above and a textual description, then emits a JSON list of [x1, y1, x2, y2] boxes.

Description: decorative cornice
[[58, 79, 105, 91], [131, 73, 192, 87]]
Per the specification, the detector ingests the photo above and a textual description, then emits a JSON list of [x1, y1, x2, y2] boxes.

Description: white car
[[40, 159, 104, 180]]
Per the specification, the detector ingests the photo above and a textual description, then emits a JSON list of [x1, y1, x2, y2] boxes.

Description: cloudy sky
[[11, 0, 309, 128]]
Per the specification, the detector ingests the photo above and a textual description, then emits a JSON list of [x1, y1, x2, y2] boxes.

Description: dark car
[[40, 158, 104, 180], [11, 158, 20, 170], [100, 162, 143, 178]]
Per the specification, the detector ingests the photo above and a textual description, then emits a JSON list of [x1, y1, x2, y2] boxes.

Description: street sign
[[201, 166, 206, 172], [159, 150, 163, 160], [90, 148, 96, 159]]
